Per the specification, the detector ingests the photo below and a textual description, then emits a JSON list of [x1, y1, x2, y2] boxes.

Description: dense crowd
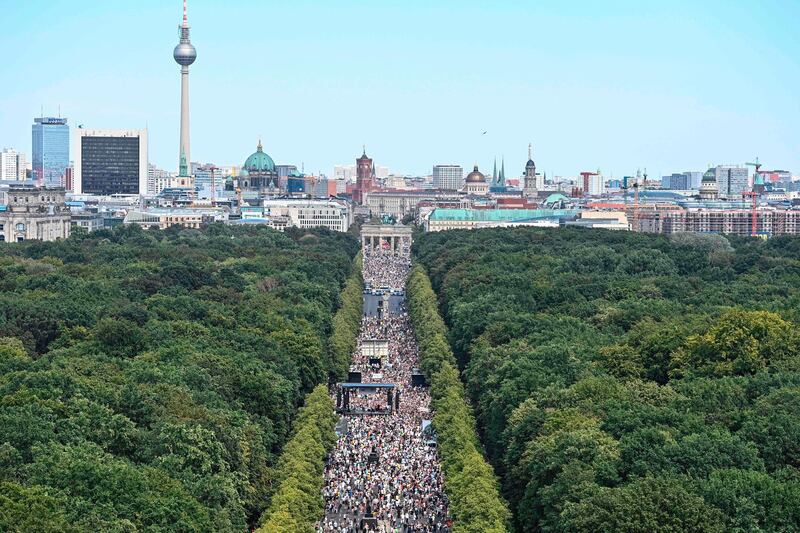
[[319, 252, 451, 532], [363, 255, 412, 290]]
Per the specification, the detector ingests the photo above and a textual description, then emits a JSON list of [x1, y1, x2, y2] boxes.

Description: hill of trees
[[0, 224, 358, 532], [415, 228, 800, 532]]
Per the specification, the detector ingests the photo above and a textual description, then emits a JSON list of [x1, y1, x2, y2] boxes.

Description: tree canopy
[[0, 224, 358, 531], [415, 227, 800, 532]]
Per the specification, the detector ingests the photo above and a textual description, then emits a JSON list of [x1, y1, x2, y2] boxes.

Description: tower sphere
[[174, 42, 197, 66]]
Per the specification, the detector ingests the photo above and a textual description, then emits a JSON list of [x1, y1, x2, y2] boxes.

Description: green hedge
[[256, 384, 337, 533], [407, 265, 510, 532], [328, 253, 364, 379]]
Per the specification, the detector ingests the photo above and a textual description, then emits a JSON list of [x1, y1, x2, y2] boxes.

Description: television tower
[[173, 0, 197, 177]]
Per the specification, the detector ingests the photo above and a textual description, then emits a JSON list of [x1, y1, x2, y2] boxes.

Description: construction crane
[[746, 157, 771, 194], [746, 157, 762, 174], [632, 180, 640, 233], [207, 164, 219, 205], [742, 190, 759, 237]]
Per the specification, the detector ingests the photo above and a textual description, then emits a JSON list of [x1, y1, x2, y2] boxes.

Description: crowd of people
[[319, 251, 451, 532], [362, 255, 412, 291]]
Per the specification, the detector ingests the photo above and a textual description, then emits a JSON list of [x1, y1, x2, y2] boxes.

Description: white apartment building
[[432, 165, 463, 190], [1, 149, 27, 181], [715, 165, 749, 199]]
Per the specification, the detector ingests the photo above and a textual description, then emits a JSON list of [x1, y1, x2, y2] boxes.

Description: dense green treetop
[[415, 227, 800, 532], [0, 224, 357, 531]]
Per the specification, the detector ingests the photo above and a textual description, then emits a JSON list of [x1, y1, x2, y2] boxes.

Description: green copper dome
[[243, 140, 275, 173]]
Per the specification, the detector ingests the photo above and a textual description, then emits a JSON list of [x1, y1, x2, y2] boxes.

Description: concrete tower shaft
[[173, 0, 196, 176]]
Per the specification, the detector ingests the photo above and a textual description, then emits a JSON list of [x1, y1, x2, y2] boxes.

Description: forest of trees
[[416, 227, 800, 532], [0, 224, 358, 532]]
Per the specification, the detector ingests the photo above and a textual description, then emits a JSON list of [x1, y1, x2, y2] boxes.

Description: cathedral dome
[[243, 141, 275, 173], [465, 165, 486, 183], [702, 168, 716, 183]]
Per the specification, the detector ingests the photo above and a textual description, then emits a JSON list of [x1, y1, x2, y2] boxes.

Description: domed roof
[[465, 165, 486, 183], [243, 141, 275, 173], [702, 168, 716, 183], [173, 42, 197, 66], [526, 159, 536, 169]]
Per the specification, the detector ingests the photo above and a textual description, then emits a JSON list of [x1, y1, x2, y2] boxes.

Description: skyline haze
[[1, 0, 798, 178]]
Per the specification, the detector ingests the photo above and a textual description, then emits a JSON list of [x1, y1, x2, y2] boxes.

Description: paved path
[[319, 255, 451, 533]]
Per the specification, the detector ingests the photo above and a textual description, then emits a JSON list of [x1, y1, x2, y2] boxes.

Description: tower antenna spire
[[528, 142, 532, 160], [183, 0, 188, 27]]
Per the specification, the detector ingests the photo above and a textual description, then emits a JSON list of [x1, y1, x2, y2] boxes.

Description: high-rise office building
[[74, 129, 148, 195], [432, 165, 463, 190], [714, 165, 749, 198], [32, 117, 69, 187]]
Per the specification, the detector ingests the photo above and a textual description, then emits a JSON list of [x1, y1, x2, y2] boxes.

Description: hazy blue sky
[[1, 0, 798, 178]]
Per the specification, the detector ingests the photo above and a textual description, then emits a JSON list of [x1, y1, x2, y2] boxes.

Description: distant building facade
[[425, 207, 576, 232], [464, 166, 489, 195], [715, 165, 749, 198], [353, 149, 375, 205], [124, 208, 227, 229], [241, 198, 352, 232], [74, 129, 148, 195], [71, 211, 105, 232], [364, 189, 465, 219], [638, 208, 800, 237], [1, 149, 27, 181], [661, 172, 700, 191], [32, 117, 69, 187], [239, 141, 280, 193], [0, 187, 71, 242], [523, 144, 537, 198], [432, 165, 463, 190], [148, 164, 173, 196]]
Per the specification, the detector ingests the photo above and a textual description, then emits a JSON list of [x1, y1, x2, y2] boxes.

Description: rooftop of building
[[429, 208, 578, 222]]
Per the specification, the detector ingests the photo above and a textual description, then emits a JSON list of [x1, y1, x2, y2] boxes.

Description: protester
[[319, 251, 451, 532]]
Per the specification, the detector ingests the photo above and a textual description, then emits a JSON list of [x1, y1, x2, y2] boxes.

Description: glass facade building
[[80, 136, 142, 195], [32, 117, 70, 187]]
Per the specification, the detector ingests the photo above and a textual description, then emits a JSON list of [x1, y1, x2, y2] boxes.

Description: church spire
[[500, 158, 505, 185], [528, 142, 532, 161]]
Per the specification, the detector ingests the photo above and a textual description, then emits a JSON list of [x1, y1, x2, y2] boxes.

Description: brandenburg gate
[[361, 224, 412, 257]]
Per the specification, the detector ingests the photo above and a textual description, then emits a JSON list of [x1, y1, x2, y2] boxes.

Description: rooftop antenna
[[183, 0, 188, 27], [528, 142, 532, 160]]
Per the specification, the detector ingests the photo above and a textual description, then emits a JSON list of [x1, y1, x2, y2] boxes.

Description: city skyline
[[1, 0, 799, 178]]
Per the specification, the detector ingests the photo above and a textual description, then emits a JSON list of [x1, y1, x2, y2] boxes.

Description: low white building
[[244, 198, 352, 232], [124, 208, 227, 229]]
